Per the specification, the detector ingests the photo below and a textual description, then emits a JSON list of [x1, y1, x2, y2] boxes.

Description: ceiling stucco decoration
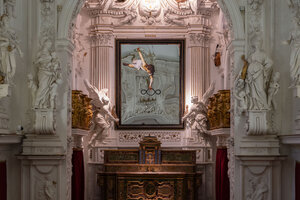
[[84, 0, 218, 26]]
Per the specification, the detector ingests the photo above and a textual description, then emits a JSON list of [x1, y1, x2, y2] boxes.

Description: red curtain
[[215, 148, 230, 200], [72, 149, 84, 200], [296, 162, 300, 200], [0, 161, 6, 200]]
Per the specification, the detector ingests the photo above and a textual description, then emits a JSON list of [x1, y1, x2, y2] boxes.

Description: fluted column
[[189, 33, 211, 98], [90, 32, 113, 92]]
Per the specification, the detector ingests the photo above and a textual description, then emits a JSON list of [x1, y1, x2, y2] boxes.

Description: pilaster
[[90, 25, 114, 92], [188, 25, 211, 98], [18, 155, 65, 200]]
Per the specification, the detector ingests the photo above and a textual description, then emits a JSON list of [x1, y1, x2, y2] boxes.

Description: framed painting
[[115, 39, 185, 129]]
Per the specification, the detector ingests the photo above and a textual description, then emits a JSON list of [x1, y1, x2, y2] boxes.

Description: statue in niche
[[84, 79, 119, 146], [182, 81, 215, 134], [245, 39, 273, 110], [31, 39, 62, 109], [234, 41, 280, 113], [284, 18, 300, 87], [0, 14, 23, 84]]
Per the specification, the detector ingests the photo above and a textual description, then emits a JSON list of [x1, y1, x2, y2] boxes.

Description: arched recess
[[56, 0, 246, 132], [56, 1, 246, 199]]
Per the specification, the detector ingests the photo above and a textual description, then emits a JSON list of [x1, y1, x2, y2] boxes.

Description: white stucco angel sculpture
[[84, 79, 119, 146], [182, 81, 215, 134]]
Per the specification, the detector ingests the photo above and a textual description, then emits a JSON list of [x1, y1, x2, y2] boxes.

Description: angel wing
[[201, 81, 215, 105], [84, 79, 104, 108]]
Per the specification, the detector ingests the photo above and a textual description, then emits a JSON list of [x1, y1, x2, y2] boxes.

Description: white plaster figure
[[246, 39, 273, 110], [246, 176, 268, 200], [84, 79, 119, 146], [234, 78, 248, 114], [182, 81, 215, 134], [119, 8, 137, 25], [34, 39, 61, 109], [285, 19, 300, 86], [49, 53, 62, 108], [164, 9, 186, 26], [44, 176, 55, 200], [0, 14, 23, 84]]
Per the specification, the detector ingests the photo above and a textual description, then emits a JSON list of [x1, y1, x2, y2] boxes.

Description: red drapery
[[0, 161, 6, 200], [215, 148, 230, 200], [296, 162, 300, 200], [72, 149, 84, 200]]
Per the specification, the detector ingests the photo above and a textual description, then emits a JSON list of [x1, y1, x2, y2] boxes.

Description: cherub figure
[[182, 81, 215, 133], [268, 72, 280, 109], [234, 78, 248, 114], [84, 79, 119, 146]]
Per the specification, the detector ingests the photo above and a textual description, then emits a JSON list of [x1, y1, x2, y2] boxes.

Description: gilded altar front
[[97, 137, 201, 200]]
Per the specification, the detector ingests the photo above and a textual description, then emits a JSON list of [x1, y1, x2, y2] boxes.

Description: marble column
[[189, 33, 211, 98], [90, 32, 113, 93]]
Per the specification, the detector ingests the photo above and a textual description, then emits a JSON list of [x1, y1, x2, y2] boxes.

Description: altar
[[97, 136, 202, 200]]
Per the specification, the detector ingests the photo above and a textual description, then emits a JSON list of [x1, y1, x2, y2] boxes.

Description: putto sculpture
[[84, 79, 119, 146], [182, 81, 215, 135]]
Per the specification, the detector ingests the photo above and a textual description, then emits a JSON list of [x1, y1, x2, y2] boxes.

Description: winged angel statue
[[84, 80, 119, 146], [182, 81, 215, 135]]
